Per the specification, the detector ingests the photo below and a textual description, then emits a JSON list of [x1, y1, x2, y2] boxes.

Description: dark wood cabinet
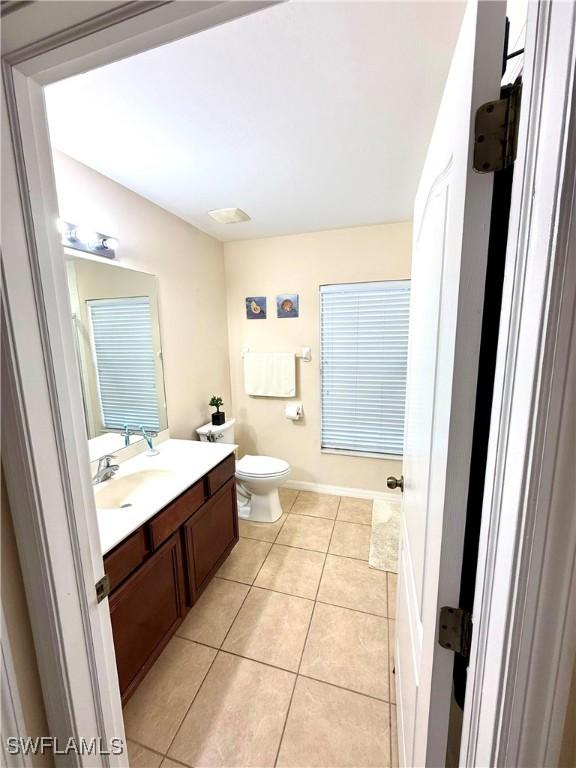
[[103, 453, 237, 702], [184, 477, 238, 600], [104, 527, 149, 592], [148, 479, 205, 550], [108, 532, 186, 704], [205, 453, 236, 496]]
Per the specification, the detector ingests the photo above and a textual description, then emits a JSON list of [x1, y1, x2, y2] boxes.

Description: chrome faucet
[[139, 425, 159, 455], [93, 455, 119, 485]]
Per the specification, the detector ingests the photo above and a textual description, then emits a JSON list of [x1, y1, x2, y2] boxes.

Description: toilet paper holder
[[285, 402, 303, 420]]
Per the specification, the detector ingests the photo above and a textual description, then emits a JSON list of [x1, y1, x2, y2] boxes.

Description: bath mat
[[369, 498, 401, 573]]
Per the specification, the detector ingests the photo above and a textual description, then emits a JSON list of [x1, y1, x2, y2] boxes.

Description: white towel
[[243, 352, 296, 397]]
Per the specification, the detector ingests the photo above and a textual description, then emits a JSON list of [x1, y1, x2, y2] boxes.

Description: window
[[320, 280, 410, 456], [87, 296, 161, 431]]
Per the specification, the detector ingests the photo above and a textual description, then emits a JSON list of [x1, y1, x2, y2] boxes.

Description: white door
[[395, 2, 507, 766]]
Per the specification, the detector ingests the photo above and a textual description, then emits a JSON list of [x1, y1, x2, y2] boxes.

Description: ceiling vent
[[208, 207, 251, 224]]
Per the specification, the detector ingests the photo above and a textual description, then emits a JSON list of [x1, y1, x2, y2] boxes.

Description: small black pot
[[211, 411, 225, 426]]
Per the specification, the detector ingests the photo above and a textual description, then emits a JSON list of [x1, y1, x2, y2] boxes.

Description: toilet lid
[[236, 455, 290, 477]]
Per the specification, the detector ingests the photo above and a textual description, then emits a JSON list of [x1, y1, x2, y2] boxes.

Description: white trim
[[320, 448, 403, 461], [461, 1, 576, 766], [283, 479, 400, 503]]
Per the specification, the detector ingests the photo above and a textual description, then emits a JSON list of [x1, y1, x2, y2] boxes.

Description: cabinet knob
[[387, 475, 404, 493]]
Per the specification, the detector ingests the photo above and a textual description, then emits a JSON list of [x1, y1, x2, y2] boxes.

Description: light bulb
[[76, 227, 99, 247], [101, 237, 119, 251]]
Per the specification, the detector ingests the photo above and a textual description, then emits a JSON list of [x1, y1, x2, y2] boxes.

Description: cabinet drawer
[[109, 532, 186, 703], [148, 480, 205, 550], [104, 527, 148, 592], [205, 453, 235, 497]]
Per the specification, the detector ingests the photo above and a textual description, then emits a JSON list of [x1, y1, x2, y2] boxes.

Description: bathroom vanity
[[96, 440, 238, 703], [66, 256, 239, 702]]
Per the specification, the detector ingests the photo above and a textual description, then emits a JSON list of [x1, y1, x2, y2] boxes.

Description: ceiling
[[45, 1, 464, 242]]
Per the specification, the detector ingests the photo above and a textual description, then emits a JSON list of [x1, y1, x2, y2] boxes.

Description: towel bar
[[241, 346, 311, 362]]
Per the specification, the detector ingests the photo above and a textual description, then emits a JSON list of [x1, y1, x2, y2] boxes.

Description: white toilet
[[196, 418, 290, 523]]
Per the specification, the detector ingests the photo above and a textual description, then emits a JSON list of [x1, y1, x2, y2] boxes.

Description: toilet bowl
[[196, 418, 291, 523], [235, 455, 291, 523]]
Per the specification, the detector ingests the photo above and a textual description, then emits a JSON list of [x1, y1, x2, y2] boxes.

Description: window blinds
[[320, 280, 410, 456], [87, 296, 161, 431]]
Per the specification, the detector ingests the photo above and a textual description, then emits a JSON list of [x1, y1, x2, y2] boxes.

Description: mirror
[[66, 256, 168, 461]]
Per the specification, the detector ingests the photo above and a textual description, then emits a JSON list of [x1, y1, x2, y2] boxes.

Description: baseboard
[[283, 479, 400, 502]]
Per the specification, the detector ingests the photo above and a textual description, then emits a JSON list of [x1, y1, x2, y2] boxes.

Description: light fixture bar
[[58, 219, 119, 260]]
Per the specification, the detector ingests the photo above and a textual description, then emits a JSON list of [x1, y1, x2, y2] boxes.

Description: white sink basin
[[94, 468, 178, 510], [94, 438, 237, 554]]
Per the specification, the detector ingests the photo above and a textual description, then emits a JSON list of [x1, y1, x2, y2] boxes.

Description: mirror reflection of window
[[66, 256, 168, 460], [87, 296, 160, 432]]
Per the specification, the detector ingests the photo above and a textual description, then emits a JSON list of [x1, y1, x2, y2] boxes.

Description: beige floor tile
[[388, 619, 396, 704], [223, 587, 313, 671], [161, 760, 188, 768], [177, 577, 249, 648], [276, 514, 334, 552], [127, 741, 163, 768], [277, 677, 390, 768], [329, 521, 371, 560], [317, 554, 387, 616], [391, 705, 399, 768], [239, 512, 287, 542], [291, 491, 340, 519], [123, 636, 216, 754], [168, 652, 295, 768], [388, 572, 398, 618], [217, 538, 271, 584], [337, 496, 374, 526], [279, 487, 299, 513], [300, 602, 389, 700], [254, 544, 325, 599]]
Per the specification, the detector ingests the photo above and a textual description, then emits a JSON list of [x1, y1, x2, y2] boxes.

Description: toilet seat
[[236, 454, 290, 479]]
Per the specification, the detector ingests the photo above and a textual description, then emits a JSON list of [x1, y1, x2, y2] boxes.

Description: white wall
[[224, 223, 412, 494], [53, 151, 231, 439]]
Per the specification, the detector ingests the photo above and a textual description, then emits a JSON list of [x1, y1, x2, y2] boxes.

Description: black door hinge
[[474, 81, 522, 174], [95, 574, 110, 603], [438, 606, 473, 661]]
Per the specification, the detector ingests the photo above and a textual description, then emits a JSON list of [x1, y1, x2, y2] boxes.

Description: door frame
[[2, 3, 277, 766], [1, 1, 574, 766], [461, 2, 576, 766]]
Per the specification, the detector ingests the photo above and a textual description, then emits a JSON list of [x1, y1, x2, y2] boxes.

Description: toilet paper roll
[[285, 403, 302, 421]]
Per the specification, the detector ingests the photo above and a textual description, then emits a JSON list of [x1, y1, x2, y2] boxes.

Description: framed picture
[[245, 296, 267, 319], [276, 294, 299, 318]]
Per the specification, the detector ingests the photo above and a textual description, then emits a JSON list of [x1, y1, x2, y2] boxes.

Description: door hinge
[[473, 81, 522, 173], [95, 574, 110, 603], [438, 606, 473, 660]]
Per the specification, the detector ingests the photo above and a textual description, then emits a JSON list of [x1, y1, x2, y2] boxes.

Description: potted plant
[[209, 395, 225, 426]]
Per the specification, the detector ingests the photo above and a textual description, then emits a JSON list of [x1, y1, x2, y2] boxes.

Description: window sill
[[321, 448, 403, 461]]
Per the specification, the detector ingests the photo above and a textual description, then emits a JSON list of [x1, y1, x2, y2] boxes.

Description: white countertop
[[95, 439, 236, 555]]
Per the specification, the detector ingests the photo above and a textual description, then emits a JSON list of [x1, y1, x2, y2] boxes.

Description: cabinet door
[[109, 532, 186, 703], [184, 477, 238, 600]]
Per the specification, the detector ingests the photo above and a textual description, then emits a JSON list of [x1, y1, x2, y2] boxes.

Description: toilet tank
[[196, 417, 236, 444]]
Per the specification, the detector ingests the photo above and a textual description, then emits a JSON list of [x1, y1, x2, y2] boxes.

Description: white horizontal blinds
[[320, 280, 410, 455], [87, 296, 161, 431]]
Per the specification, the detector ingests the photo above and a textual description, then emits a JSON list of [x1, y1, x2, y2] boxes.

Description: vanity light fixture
[[57, 219, 119, 260], [208, 207, 251, 224]]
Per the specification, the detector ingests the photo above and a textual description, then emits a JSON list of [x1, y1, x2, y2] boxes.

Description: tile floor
[[125, 489, 398, 768]]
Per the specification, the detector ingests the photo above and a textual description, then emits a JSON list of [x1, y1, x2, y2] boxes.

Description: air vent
[[208, 207, 251, 224]]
